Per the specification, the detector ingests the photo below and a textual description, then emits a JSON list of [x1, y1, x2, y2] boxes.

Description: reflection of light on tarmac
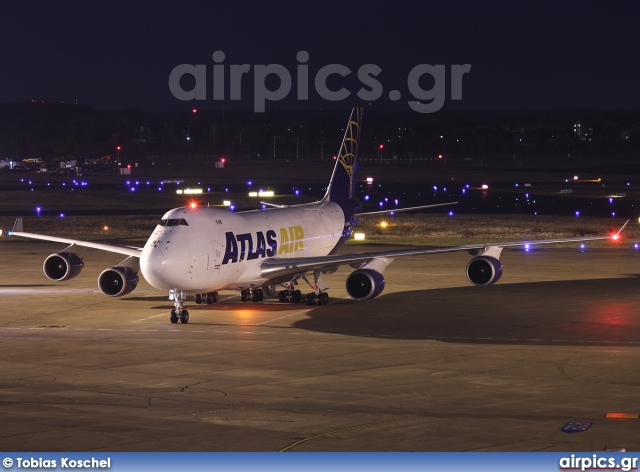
[[235, 309, 257, 322], [589, 302, 635, 326]]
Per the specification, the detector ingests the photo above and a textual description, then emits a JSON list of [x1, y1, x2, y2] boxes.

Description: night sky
[[1, 0, 639, 111]]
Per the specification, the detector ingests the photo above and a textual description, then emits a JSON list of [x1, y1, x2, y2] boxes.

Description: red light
[[127, 164, 131, 169], [438, 154, 443, 159], [189, 202, 197, 209], [612, 234, 620, 241], [379, 144, 384, 149], [220, 158, 226, 163], [192, 108, 197, 113], [605, 412, 639, 419], [333, 155, 337, 160], [116, 146, 121, 151]]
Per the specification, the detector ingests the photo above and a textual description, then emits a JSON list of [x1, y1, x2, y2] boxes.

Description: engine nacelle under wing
[[466, 255, 503, 286], [43, 252, 84, 281], [98, 267, 139, 297], [345, 269, 386, 300]]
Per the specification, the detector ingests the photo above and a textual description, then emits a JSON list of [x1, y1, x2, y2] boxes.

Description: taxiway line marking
[[3, 327, 640, 345]]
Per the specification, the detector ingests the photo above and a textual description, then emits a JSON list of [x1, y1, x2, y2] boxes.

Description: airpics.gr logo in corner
[[168, 50, 471, 113]]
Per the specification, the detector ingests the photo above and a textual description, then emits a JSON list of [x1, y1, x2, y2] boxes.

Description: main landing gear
[[305, 291, 329, 306], [276, 277, 329, 306], [195, 292, 219, 305], [240, 288, 263, 302], [169, 290, 189, 324], [278, 288, 302, 303]]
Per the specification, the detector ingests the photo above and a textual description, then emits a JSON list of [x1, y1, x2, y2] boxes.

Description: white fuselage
[[139, 201, 346, 293]]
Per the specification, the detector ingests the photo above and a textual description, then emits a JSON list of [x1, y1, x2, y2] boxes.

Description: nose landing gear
[[169, 290, 189, 324]]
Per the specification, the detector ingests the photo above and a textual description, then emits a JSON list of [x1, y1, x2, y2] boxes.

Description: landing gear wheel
[[206, 292, 218, 304], [170, 290, 187, 325], [240, 290, 249, 302], [292, 289, 302, 303], [320, 292, 329, 306], [305, 293, 316, 306], [195, 294, 202, 304], [255, 289, 264, 301], [279, 290, 289, 302]]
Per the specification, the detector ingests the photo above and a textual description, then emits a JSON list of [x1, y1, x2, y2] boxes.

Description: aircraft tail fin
[[322, 107, 362, 202]]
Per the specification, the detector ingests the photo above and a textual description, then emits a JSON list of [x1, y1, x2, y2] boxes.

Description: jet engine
[[98, 267, 139, 297], [466, 256, 502, 286], [345, 269, 385, 300], [43, 252, 84, 281]]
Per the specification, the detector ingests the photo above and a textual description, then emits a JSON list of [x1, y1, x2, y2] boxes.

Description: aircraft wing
[[10, 218, 142, 258], [260, 232, 622, 280], [357, 202, 457, 216]]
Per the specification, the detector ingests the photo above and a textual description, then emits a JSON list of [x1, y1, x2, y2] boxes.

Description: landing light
[[379, 221, 388, 229], [103, 226, 109, 231], [354, 233, 365, 240]]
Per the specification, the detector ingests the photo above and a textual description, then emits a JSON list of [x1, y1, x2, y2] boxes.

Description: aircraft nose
[[147, 247, 166, 274], [140, 246, 167, 288]]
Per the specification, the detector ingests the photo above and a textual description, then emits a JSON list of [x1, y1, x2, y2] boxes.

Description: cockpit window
[[158, 218, 189, 227]]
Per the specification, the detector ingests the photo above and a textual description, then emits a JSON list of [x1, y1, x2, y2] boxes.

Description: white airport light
[[249, 191, 274, 197], [481, 184, 489, 189], [366, 177, 373, 184], [176, 189, 183, 194], [354, 232, 365, 240], [223, 200, 231, 206], [0, 229, 3, 236], [184, 188, 203, 195]]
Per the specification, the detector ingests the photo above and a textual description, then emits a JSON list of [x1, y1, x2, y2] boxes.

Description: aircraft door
[[210, 240, 222, 276]]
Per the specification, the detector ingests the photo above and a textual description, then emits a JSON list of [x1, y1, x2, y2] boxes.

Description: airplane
[[10, 107, 627, 324]]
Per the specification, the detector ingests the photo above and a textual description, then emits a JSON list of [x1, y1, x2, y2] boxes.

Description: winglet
[[616, 219, 630, 237], [12, 217, 23, 233]]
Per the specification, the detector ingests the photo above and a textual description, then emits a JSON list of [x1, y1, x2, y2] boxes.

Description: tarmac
[[1, 239, 640, 452]]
